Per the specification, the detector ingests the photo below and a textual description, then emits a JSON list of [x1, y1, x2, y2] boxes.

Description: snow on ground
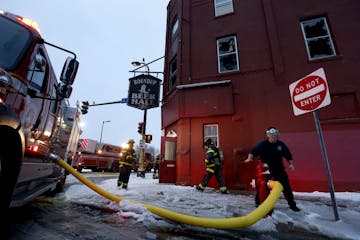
[[64, 172, 360, 240]]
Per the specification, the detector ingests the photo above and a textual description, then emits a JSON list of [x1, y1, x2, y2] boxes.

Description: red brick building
[[160, 0, 360, 191]]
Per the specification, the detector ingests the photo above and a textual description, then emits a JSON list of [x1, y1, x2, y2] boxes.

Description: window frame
[[300, 17, 336, 60], [204, 124, 219, 147], [168, 56, 177, 91], [171, 19, 179, 43], [217, 35, 239, 73], [214, 0, 234, 17], [27, 49, 48, 92]]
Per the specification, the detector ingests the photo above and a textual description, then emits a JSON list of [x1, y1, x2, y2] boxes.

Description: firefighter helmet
[[128, 139, 135, 144], [265, 127, 279, 137], [203, 138, 212, 146]]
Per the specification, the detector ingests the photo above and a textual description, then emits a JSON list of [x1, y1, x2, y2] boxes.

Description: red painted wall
[[161, 0, 360, 191]]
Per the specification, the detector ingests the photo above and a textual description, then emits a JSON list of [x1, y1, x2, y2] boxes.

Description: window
[[49, 86, 58, 114], [301, 17, 336, 60], [168, 56, 177, 91], [27, 50, 47, 92], [217, 35, 239, 73], [204, 124, 219, 146], [165, 140, 176, 161], [214, 0, 233, 17], [171, 19, 179, 42], [0, 15, 32, 70]]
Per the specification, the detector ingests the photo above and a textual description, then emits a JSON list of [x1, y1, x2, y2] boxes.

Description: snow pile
[[64, 173, 360, 239]]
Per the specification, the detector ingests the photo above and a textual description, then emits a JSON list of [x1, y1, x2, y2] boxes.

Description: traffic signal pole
[[138, 109, 147, 178]]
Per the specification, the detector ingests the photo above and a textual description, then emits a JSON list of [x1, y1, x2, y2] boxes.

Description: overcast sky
[[2, 0, 169, 151]]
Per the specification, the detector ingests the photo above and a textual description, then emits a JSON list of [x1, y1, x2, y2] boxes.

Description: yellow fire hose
[[58, 159, 283, 229]]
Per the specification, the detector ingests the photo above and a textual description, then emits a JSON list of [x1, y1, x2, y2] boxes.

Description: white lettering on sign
[[289, 68, 331, 116], [130, 98, 155, 105], [300, 94, 321, 107], [131, 93, 156, 100], [294, 83, 325, 102], [133, 78, 158, 85]]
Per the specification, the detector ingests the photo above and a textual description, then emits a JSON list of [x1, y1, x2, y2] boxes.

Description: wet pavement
[[0, 173, 344, 240]]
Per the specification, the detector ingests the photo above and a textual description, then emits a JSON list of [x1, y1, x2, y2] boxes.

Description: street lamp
[[99, 120, 111, 144], [131, 58, 150, 73]]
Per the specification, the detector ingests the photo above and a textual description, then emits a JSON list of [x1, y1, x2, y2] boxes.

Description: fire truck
[[0, 10, 79, 211], [73, 139, 123, 173]]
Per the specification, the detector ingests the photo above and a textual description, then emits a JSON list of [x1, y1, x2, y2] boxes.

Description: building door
[[159, 136, 177, 183]]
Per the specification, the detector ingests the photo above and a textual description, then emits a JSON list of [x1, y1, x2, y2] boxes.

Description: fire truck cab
[[0, 10, 79, 211]]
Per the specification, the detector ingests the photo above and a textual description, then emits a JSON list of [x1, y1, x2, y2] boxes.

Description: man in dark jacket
[[117, 139, 136, 189], [245, 127, 300, 211], [196, 138, 228, 194]]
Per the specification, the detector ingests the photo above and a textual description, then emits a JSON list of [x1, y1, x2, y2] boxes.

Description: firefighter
[[244, 127, 300, 212], [153, 153, 161, 179], [196, 138, 229, 194], [117, 139, 136, 189]]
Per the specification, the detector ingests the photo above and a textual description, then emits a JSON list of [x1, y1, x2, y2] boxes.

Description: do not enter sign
[[289, 68, 331, 116]]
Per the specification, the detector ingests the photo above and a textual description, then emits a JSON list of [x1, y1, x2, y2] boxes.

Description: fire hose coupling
[[49, 153, 62, 162]]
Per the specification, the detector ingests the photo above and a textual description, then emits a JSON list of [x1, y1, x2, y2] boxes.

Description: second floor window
[[214, 0, 233, 17], [300, 17, 336, 60], [168, 56, 177, 91], [171, 19, 179, 42], [217, 35, 239, 73]]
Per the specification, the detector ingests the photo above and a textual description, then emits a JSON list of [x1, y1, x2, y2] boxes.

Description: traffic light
[[137, 122, 144, 134], [145, 134, 152, 143], [81, 101, 89, 114]]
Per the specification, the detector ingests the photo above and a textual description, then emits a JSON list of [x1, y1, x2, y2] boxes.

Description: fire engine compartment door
[[159, 136, 177, 183]]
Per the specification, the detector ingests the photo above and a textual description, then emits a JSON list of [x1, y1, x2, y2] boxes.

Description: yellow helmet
[[128, 139, 135, 144]]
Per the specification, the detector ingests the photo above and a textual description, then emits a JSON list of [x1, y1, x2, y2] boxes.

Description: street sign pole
[[290, 68, 339, 221], [313, 110, 339, 221], [138, 108, 147, 178]]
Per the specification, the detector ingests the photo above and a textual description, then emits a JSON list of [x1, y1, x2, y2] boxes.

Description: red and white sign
[[289, 68, 331, 116]]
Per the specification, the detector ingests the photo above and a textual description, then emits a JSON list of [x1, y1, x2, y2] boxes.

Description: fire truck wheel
[[0, 127, 23, 214], [111, 163, 119, 173]]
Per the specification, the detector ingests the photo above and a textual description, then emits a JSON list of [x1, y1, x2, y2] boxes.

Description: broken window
[[301, 17, 336, 60], [217, 35, 239, 73]]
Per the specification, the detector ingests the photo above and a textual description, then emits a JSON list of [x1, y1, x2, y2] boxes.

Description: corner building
[[160, 0, 360, 191]]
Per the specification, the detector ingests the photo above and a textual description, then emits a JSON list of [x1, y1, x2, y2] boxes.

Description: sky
[[2, 0, 169, 151], [62, 172, 360, 239]]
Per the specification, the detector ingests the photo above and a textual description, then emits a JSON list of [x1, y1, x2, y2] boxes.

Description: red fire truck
[[0, 10, 79, 211], [73, 139, 122, 173]]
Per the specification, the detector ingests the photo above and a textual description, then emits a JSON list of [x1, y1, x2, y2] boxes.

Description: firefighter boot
[[117, 181, 122, 187], [220, 187, 229, 194], [196, 184, 205, 192]]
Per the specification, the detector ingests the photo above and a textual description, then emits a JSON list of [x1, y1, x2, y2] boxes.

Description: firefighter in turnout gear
[[196, 138, 229, 194], [153, 153, 161, 179], [117, 139, 136, 189]]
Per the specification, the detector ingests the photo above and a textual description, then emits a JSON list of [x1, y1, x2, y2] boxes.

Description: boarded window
[[319, 93, 360, 122]]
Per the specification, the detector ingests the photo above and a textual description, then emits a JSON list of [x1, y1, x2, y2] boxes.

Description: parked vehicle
[[72, 139, 122, 173], [0, 10, 79, 211]]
